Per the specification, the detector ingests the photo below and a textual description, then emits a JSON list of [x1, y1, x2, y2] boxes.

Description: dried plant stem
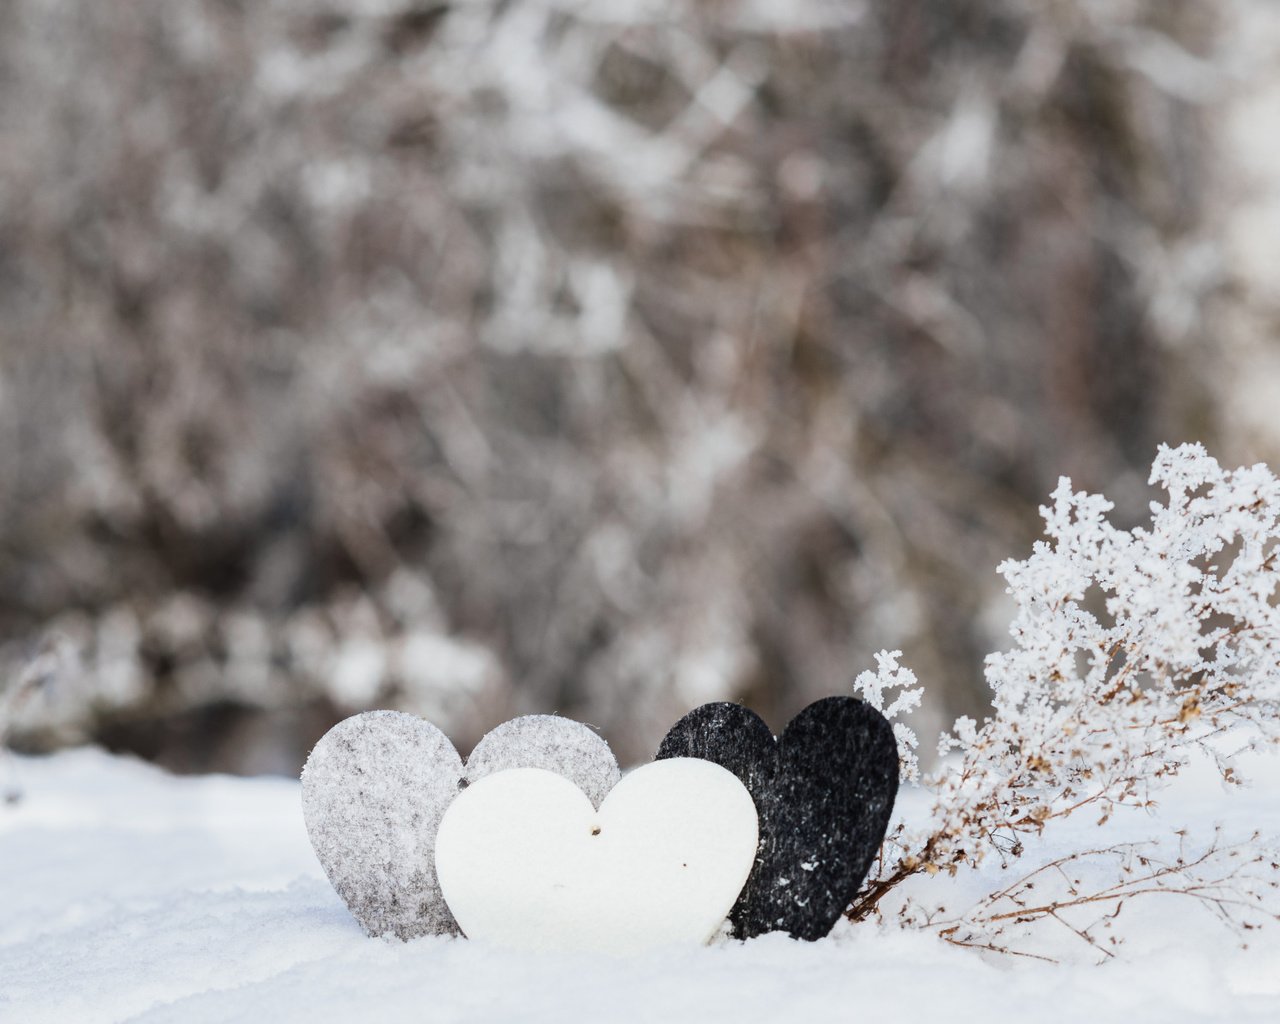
[[874, 832, 1280, 961]]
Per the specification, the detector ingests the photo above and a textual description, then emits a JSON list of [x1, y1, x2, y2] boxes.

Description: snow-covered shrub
[[853, 443, 1280, 956]]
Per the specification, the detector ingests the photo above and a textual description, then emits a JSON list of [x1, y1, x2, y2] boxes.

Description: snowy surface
[[3, 746, 1280, 1023]]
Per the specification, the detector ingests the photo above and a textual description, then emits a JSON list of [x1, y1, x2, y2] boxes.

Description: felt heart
[[435, 759, 758, 955], [656, 697, 899, 941], [301, 710, 621, 940]]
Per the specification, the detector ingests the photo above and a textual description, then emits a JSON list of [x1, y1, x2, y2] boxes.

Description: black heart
[[656, 697, 899, 941]]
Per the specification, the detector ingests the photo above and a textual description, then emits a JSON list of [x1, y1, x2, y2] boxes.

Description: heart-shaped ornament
[[301, 710, 621, 939], [435, 758, 758, 955], [656, 697, 899, 941]]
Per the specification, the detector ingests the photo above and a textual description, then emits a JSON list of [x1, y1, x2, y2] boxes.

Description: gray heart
[[301, 710, 621, 939]]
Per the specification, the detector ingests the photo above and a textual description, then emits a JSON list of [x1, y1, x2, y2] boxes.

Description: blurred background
[[2, 0, 1279, 775]]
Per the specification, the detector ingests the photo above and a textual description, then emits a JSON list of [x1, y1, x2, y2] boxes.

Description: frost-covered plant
[[850, 443, 1280, 953]]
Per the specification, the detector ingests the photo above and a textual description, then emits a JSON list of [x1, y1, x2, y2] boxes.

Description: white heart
[[435, 758, 759, 955], [301, 711, 621, 940]]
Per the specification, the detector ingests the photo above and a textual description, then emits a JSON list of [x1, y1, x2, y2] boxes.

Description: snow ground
[[2, 746, 1280, 1023]]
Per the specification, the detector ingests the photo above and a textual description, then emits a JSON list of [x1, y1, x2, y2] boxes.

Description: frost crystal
[[853, 650, 922, 783]]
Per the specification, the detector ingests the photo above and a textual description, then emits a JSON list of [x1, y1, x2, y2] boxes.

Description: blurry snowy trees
[[0, 0, 1264, 772]]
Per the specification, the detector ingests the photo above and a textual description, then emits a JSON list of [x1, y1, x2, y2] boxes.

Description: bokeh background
[[2, 0, 1279, 775]]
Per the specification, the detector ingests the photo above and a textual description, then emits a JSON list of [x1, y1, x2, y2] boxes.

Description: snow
[[3, 745, 1280, 1023]]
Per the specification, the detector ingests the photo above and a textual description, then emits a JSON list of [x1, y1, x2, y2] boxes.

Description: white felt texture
[[302, 711, 463, 940], [301, 710, 621, 940], [465, 715, 620, 808], [435, 759, 759, 955]]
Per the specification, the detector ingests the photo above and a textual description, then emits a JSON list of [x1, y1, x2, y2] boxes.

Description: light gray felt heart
[[301, 710, 621, 940]]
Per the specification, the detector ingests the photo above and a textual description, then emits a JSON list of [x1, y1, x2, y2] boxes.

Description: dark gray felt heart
[[301, 710, 621, 940], [656, 697, 898, 941]]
